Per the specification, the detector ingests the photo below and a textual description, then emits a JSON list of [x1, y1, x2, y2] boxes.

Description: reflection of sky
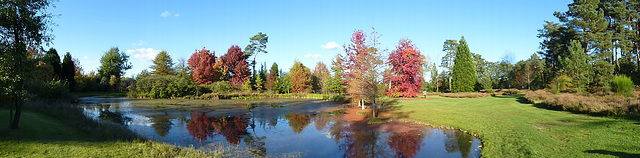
[[80, 97, 482, 157]]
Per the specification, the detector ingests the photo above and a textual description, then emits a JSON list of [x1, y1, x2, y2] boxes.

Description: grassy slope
[[0, 108, 220, 158], [388, 94, 640, 158]]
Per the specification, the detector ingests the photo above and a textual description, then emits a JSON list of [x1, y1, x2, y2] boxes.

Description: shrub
[[129, 75, 195, 98], [524, 90, 640, 116], [205, 81, 234, 93], [613, 75, 634, 97], [30, 80, 71, 99]]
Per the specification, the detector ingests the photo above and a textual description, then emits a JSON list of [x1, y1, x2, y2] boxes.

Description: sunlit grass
[[386, 94, 640, 157]]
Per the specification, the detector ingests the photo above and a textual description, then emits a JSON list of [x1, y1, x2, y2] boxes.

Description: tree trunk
[[10, 96, 22, 129], [372, 98, 376, 118], [636, 49, 640, 71], [361, 99, 365, 110], [9, 97, 14, 129], [448, 76, 452, 92]]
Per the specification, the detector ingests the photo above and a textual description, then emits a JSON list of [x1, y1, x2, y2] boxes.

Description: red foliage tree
[[221, 45, 251, 88], [187, 47, 224, 85], [386, 39, 426, 97], [289, 61, 311, 93], [343, 28, 383, 115]]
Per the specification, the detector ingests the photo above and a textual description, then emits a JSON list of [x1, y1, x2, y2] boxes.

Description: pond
[[79, 97, 481, 158]]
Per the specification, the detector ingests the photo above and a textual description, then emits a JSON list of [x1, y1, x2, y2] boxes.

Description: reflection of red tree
[[211, 116, 249, 145], [387, 129, 425, 158], [186, 112, 249, 144], [186, 112, 214, 141]]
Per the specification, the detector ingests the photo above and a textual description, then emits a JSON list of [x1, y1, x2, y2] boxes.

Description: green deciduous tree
[[1, 0, 55, 129], [451, 36, 477, 93], [98, 47, 132, 91], [151, 51, 174, 76]]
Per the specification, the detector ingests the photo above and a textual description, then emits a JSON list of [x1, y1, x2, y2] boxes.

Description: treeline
[[424, 0, 640, 95], [537, 0, 640, 92]]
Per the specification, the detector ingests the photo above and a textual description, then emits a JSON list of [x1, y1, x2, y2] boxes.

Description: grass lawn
[[386, 94, 640, 157], [0, 108, 227, 158]]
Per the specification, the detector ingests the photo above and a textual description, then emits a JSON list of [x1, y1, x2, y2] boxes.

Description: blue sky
[[46, 0, 571, 77]]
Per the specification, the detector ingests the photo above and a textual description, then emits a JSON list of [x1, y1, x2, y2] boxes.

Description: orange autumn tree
[[289, 61, 311, 93], [343, 28, 383, 117], [187, 47, 224, 85]]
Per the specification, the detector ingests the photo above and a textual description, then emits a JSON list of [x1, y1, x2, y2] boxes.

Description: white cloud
[[131, 40, 148, 46], [126, 48, 161, 61], [83, 56, 88, 59], [160, 11, 180, 17], [321, 41, 340, 50], [304, 54, 322, 59], [160, 11, 171, 17]]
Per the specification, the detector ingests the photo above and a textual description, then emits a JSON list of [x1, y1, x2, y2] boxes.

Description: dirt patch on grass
[[342, 108, 368, 122]]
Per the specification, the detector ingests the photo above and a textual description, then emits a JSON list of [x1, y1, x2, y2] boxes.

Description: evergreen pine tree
[[561, 40, 591, 93], [451, 36, 477, 92]]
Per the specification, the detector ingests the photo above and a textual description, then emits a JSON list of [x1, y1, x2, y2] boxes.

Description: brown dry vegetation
[[524, 90, 640, 116], [439, 92, 491, 98]]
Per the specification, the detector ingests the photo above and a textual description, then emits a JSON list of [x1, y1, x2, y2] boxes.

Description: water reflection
[[284, 114, 311, 134], [148, 113, 173, 137], [96, 104, 131, 126], [444, 130, 474, 158], [80, 97, 481, 157], [387, 129, 427, 158], [186, 111, 249, 144]]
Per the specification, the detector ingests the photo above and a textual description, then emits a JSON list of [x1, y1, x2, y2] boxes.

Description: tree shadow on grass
[[492, 94, 531, 104], [585, 150, 640, 158]]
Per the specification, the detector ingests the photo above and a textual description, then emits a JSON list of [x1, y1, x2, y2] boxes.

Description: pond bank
[[387, 94, 640, 157]]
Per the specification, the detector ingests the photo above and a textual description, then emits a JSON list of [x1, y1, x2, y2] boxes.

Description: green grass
[[388, 94, 640, 157], [0, 108, 233, 157]]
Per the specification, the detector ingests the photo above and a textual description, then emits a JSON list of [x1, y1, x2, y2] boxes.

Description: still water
[[79, 97, 481, 158]]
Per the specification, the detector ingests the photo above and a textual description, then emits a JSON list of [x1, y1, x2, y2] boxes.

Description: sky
[[45, 0, 572, 77]]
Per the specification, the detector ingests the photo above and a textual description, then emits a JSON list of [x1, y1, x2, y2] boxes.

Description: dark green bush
[[613, 75, 634, 97], [205, 81, 234, 93], [129, 75, 195, 98], [33, 80, 70, 99]]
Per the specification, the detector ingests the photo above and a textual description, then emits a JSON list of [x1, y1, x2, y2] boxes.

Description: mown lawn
[[0, 108, 226, 158], [387, 94, 640, 158]]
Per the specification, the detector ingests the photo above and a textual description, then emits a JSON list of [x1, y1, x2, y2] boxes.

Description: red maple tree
[[221, 45, 250, 88], [387, 39, 426, 97], [187, 47, 224, 85]]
